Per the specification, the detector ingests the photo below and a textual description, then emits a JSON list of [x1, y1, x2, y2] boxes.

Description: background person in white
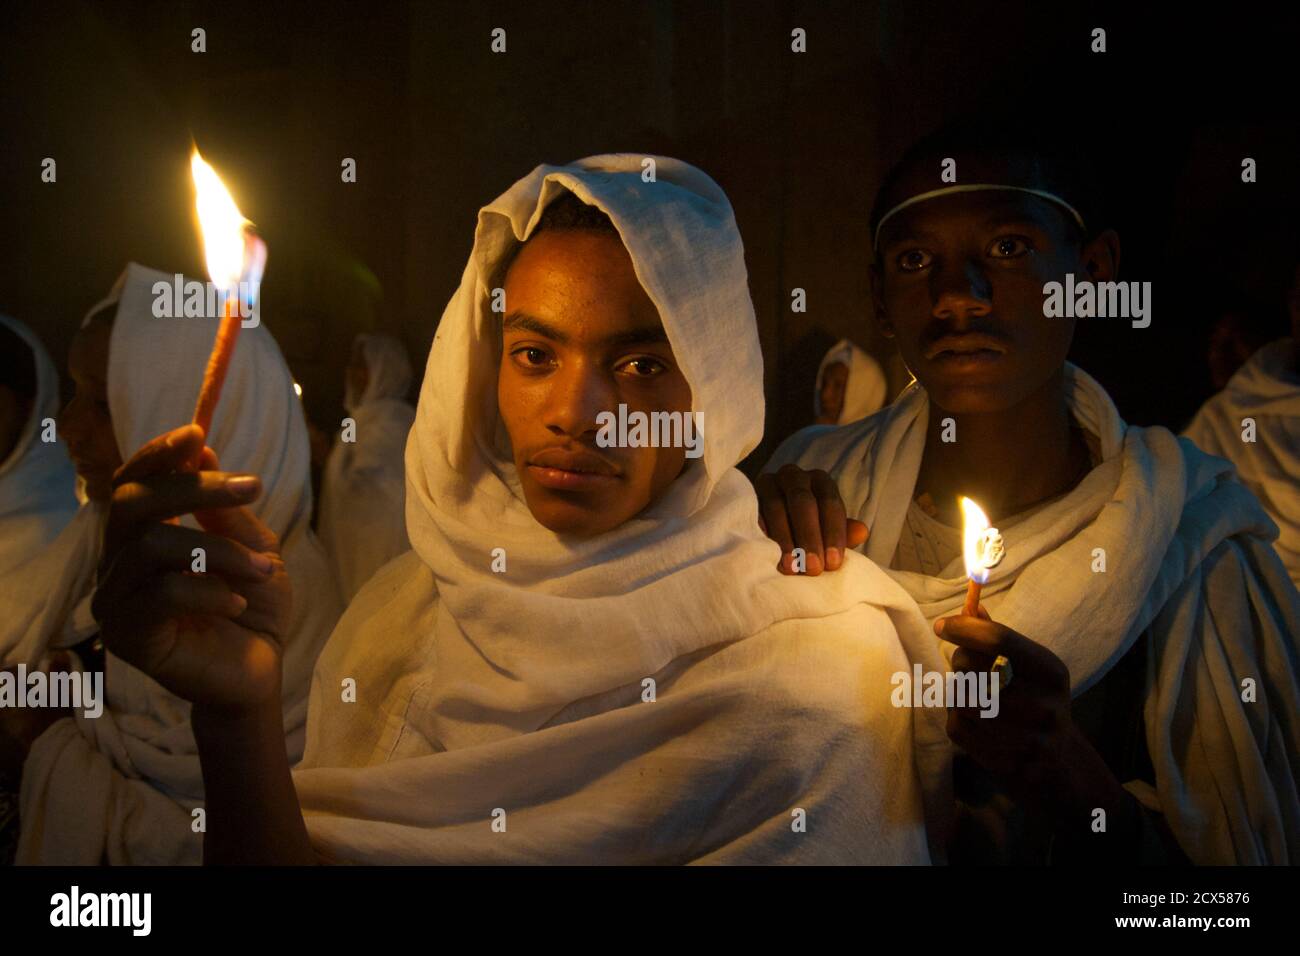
[[0, 315, 78, 581], [6, 264, 340, 864], [814, 338, 888, 426], [1184, 258, 1300, 589], [318, 332, 415, 601]]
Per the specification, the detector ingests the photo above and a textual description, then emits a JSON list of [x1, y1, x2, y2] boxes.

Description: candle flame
[[960, 496, 1004, 584], [191, 150, 251, 294]]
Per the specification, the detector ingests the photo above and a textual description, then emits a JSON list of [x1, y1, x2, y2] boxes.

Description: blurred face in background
[[1207, 311, 1267, 391], [60, 313, 122, 502], [816, 361, 848, 424], [346, 340, 369, 401]]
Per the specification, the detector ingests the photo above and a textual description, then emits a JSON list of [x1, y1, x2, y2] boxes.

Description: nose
[[545, 360, 617, 441], [931, 256, 992, 323]]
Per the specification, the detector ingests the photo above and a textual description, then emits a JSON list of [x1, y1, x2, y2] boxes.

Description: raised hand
[[92, 424, 292, 714]]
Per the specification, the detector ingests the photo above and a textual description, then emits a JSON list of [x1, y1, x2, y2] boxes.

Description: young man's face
[[497, 228, 694, 537], [872, 162, 1105, 415]]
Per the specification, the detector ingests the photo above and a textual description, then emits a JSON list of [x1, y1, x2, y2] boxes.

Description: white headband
[[872, 183, 1088, 252]]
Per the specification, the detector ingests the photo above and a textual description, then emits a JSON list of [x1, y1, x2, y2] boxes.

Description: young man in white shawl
[[88, 155, 949, 865], [318, 332, 416, 601], [1184, 257, 1300, 589], [1, 264, 341, 864], [758, 123, 1300, 865]]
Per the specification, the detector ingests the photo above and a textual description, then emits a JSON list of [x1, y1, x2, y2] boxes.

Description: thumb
[[847, 519, 869, 549]]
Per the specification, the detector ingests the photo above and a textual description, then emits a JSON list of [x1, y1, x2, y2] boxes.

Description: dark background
[[3, 0, 1298, 473]]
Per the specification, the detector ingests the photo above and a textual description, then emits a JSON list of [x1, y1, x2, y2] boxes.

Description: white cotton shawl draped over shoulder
[[767, 363, 1300, 864], [292, 155, 950, 864], [1184, 338, 1300, 588], [815, 337, 888, 425], [318, 333, 415, 601], [15, 263, 342, 865], [0, 315, 78, 580]]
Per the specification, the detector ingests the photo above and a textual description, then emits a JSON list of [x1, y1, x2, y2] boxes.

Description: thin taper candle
[[192, 296, 241, 438]]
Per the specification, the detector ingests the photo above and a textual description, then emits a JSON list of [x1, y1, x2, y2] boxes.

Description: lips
[[526, 445, 621, 491], [924, 334, 1009, 361]]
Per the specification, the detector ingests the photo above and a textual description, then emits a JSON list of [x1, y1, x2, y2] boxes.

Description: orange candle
[[189, 149, 264, 453], [192, 296, 241, 439], [962, 577, 981, 617]]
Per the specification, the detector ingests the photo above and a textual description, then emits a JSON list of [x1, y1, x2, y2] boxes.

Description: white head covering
[[16, 262, 342, 864], [814, 337, 888, 424], [0, 315, 78, 579], [344, 332, 413, 411], [292, 155, 946, 864], [319, 332, 416, 600]]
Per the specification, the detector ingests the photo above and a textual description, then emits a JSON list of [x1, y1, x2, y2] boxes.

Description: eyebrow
[[502, 312, 670, 348]]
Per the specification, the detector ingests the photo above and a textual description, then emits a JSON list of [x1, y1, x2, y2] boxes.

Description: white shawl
[[0, 315, 78, 580], [318, 333, 415, 600], [16, 263, 342, 865], [767, 363, 1300, 864], [1184, 338, 1300, 588], [815, 337, 887, 425], [292, 155, 948, 864]]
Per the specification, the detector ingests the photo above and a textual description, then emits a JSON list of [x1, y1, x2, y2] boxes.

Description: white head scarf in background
[[318, 332, 415, 600], [0, 314, 78, 579], [815, 337, 888, 425], [16, 262, 342, 865], [292, 154, 948, 864], [768, 363, 1300, 864], [1184, 338, 1300, 588]]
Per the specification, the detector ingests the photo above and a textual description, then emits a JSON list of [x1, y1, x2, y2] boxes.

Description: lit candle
[[190, 150, 266, 442], [959, 495, 1011, 686]]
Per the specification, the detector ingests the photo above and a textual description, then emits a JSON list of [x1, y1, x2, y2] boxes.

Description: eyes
[[895, 235, 1034, 272], [508, 345, 668, 378]]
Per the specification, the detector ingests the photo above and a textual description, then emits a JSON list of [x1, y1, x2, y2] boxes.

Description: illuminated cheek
[[648, 446, 687, 496], [496, 369, 530, 454], [882, 284, 929, 329]]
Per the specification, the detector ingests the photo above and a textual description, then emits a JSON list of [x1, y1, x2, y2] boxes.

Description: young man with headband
[[758, 122, 1300, 865]]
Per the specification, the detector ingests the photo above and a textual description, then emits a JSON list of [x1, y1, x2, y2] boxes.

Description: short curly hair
[[493, 190, 620, 292]]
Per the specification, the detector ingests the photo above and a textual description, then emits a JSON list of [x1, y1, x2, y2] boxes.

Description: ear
[[870, 261, 895, 338], [1080, 228, 1121, 282]]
